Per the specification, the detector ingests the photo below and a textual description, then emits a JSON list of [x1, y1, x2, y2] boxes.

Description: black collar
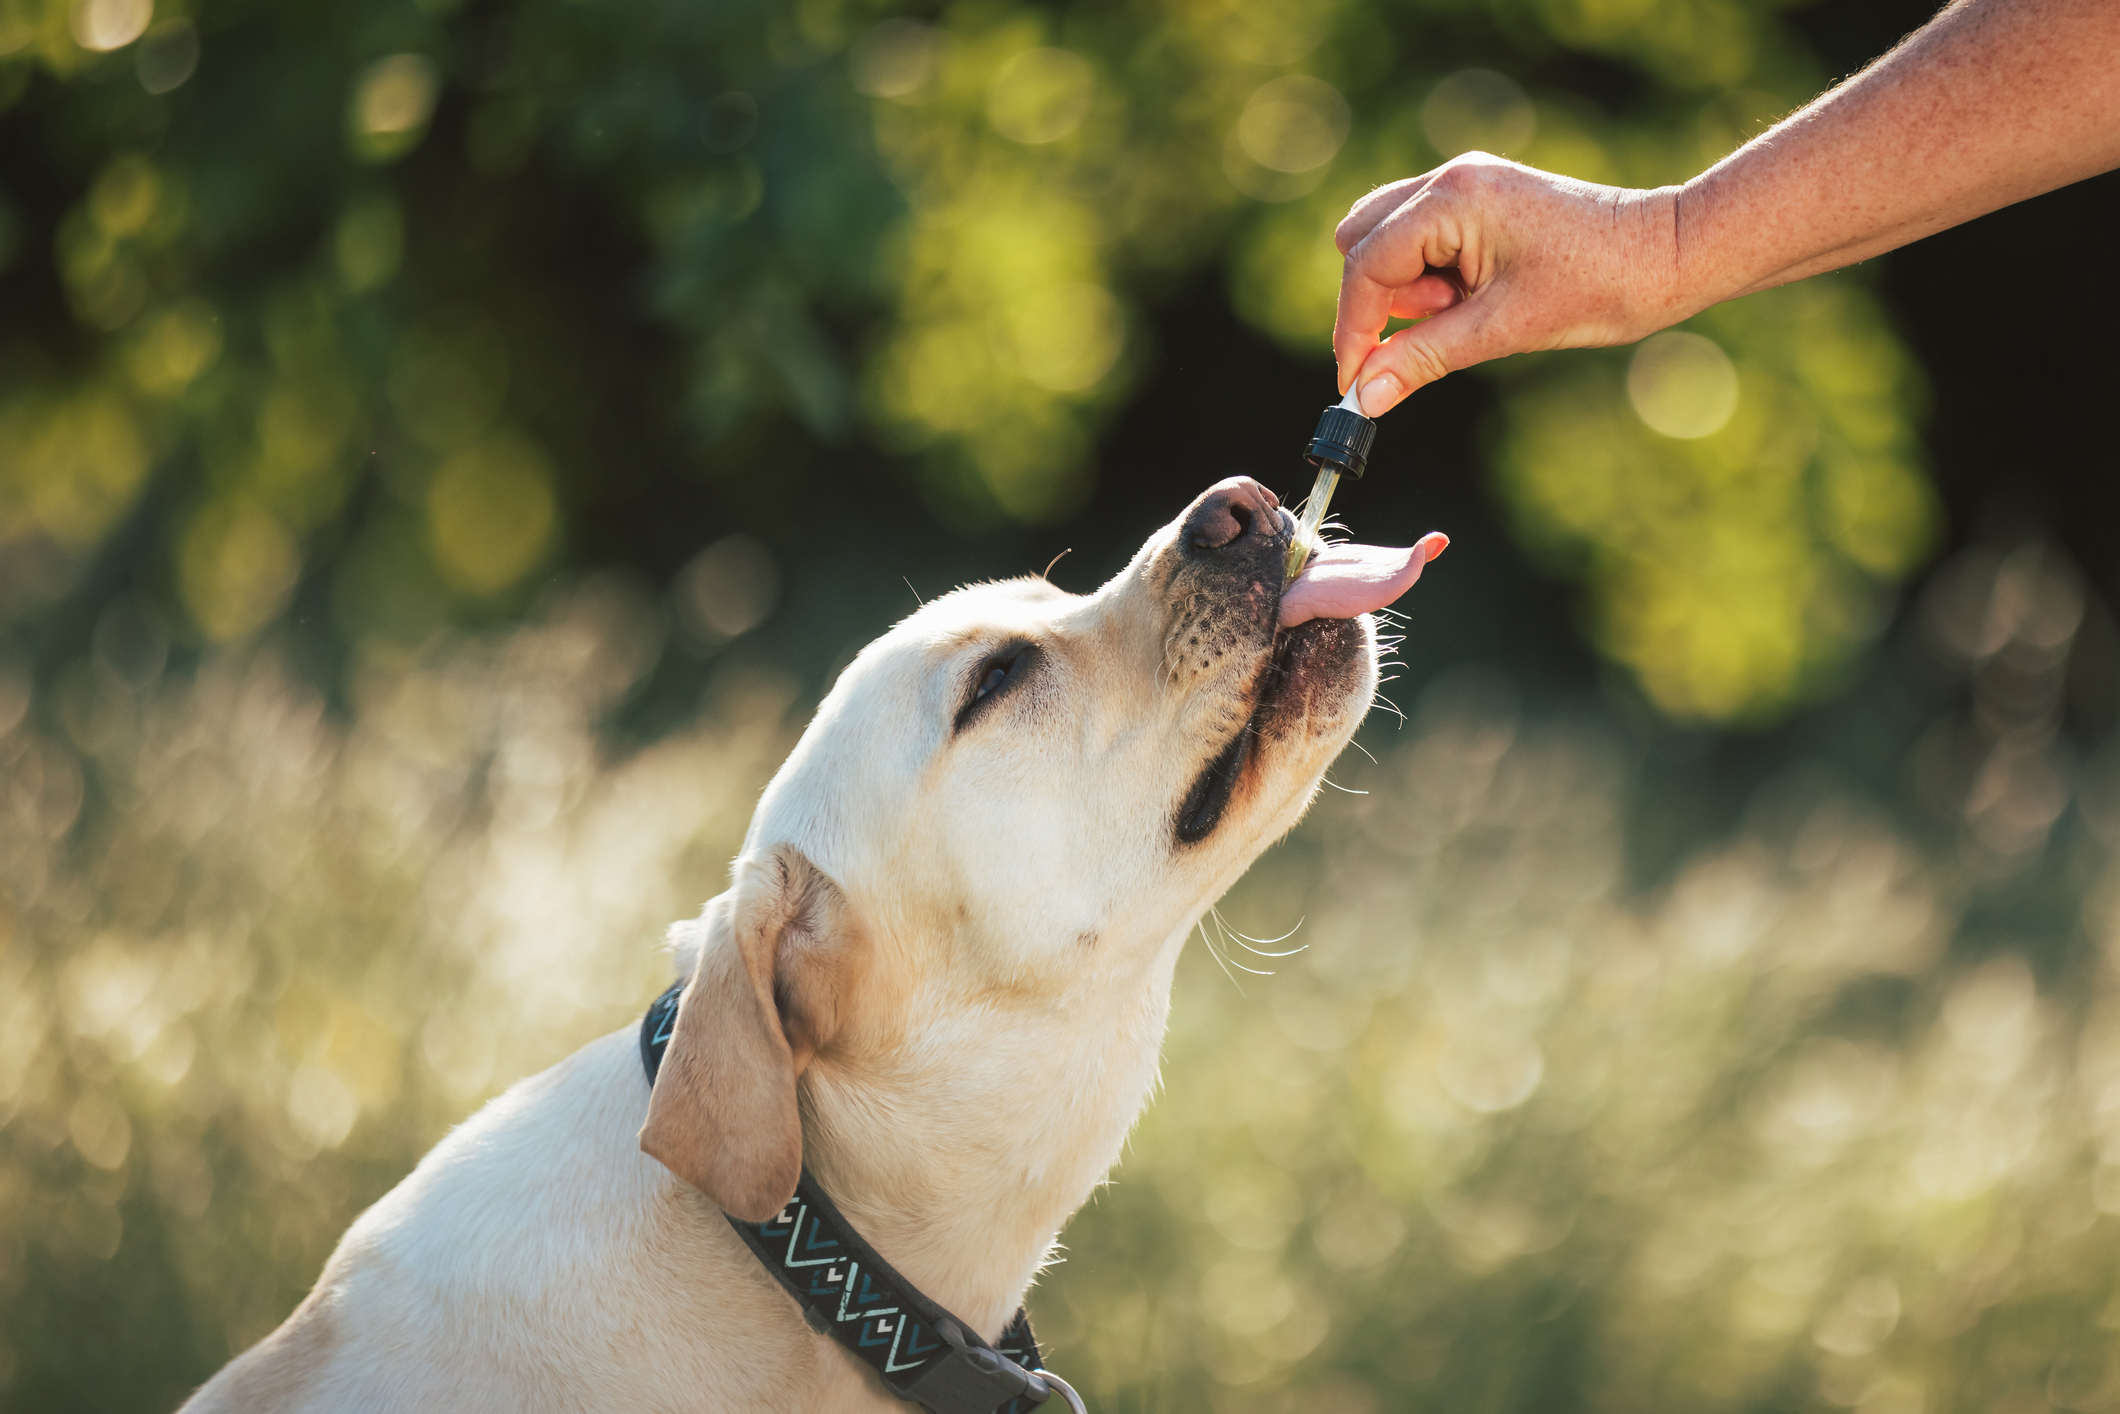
[[641, 983, 1080, 1414]]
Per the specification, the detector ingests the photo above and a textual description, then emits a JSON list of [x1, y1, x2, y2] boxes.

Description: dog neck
[[788, 922, 1193, 1344]]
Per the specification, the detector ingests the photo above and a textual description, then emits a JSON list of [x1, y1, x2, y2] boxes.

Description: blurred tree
[[2, 0, 1939, 723]]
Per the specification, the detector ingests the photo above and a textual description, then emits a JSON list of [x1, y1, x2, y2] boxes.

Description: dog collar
[[640, 983, 1084, 1414]]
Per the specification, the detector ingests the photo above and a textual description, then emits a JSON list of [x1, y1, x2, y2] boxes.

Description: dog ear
[[639, 845, 868, 1221]]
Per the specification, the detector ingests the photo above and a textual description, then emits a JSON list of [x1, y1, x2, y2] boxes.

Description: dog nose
[[1180, 477, 1283, 561]]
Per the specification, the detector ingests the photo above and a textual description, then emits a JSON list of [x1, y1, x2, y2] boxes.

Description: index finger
[[1332, 184, 1474, 387], [1333, 259, 1398, 392], [1334, 174, 1431, 256]]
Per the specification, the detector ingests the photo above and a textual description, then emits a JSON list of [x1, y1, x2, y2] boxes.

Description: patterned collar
[[640, 982, 1084, 1414]]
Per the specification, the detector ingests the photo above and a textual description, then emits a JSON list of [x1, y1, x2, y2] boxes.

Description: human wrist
[[1608, 182, 1689, 342], [1671, 163, 1794, 310]]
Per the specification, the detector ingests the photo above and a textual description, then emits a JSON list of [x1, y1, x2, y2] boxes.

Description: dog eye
[[954, 644, 1036, 732]]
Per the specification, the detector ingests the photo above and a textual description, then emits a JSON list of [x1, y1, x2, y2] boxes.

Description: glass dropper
[[1285, 383, 1376, 581]]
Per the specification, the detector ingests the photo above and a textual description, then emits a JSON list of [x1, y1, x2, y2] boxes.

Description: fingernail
[[1421, 532, 1449, 561], [1359, 374, 1402, 418]]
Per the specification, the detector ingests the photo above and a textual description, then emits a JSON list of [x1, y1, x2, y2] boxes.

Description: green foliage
[[1, 0, 1932, 719], [1492, 281, 1936, 722]]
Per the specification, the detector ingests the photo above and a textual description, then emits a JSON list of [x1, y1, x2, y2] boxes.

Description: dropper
[[1285, 384, 1378, 581]]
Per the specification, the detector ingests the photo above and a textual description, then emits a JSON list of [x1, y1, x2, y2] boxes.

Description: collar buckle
[[898, 1317, 1051, 1413]]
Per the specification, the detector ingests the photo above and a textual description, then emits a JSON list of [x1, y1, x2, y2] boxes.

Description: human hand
[[1332, 154, 1682, 417]]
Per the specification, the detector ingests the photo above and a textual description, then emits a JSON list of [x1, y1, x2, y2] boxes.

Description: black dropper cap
[[1306, 404, 1376, 479]]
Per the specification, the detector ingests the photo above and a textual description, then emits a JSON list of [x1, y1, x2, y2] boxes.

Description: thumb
[[1349, 296, 1511, 416]]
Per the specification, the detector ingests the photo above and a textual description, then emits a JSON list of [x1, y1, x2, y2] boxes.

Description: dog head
[[642, 478, 1386, 1219]]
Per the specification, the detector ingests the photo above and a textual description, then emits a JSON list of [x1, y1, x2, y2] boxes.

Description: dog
[[179, 477, 1439, 1412]]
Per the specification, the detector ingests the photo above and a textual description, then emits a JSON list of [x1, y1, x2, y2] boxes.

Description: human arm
[[1333, 0, 2120, 416]]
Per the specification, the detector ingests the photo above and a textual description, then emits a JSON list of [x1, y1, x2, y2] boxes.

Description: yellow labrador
[[181, 478, 1442, 1412]]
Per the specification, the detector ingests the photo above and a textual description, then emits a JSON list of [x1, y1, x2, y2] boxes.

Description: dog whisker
[[1209, 912, 1280, 976], [1204, 914, 1283, 974], [1195, 920, 1248, 995], [1212, 907, 1308, 958], [1212, 913, 1276, 974], [1209, 905, 1276, 945]]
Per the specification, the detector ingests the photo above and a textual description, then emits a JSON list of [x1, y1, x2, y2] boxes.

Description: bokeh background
[[5, 0, 2120, 1408]]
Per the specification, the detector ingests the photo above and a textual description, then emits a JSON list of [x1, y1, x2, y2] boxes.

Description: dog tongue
[[1278, 533, 1448, 628]]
